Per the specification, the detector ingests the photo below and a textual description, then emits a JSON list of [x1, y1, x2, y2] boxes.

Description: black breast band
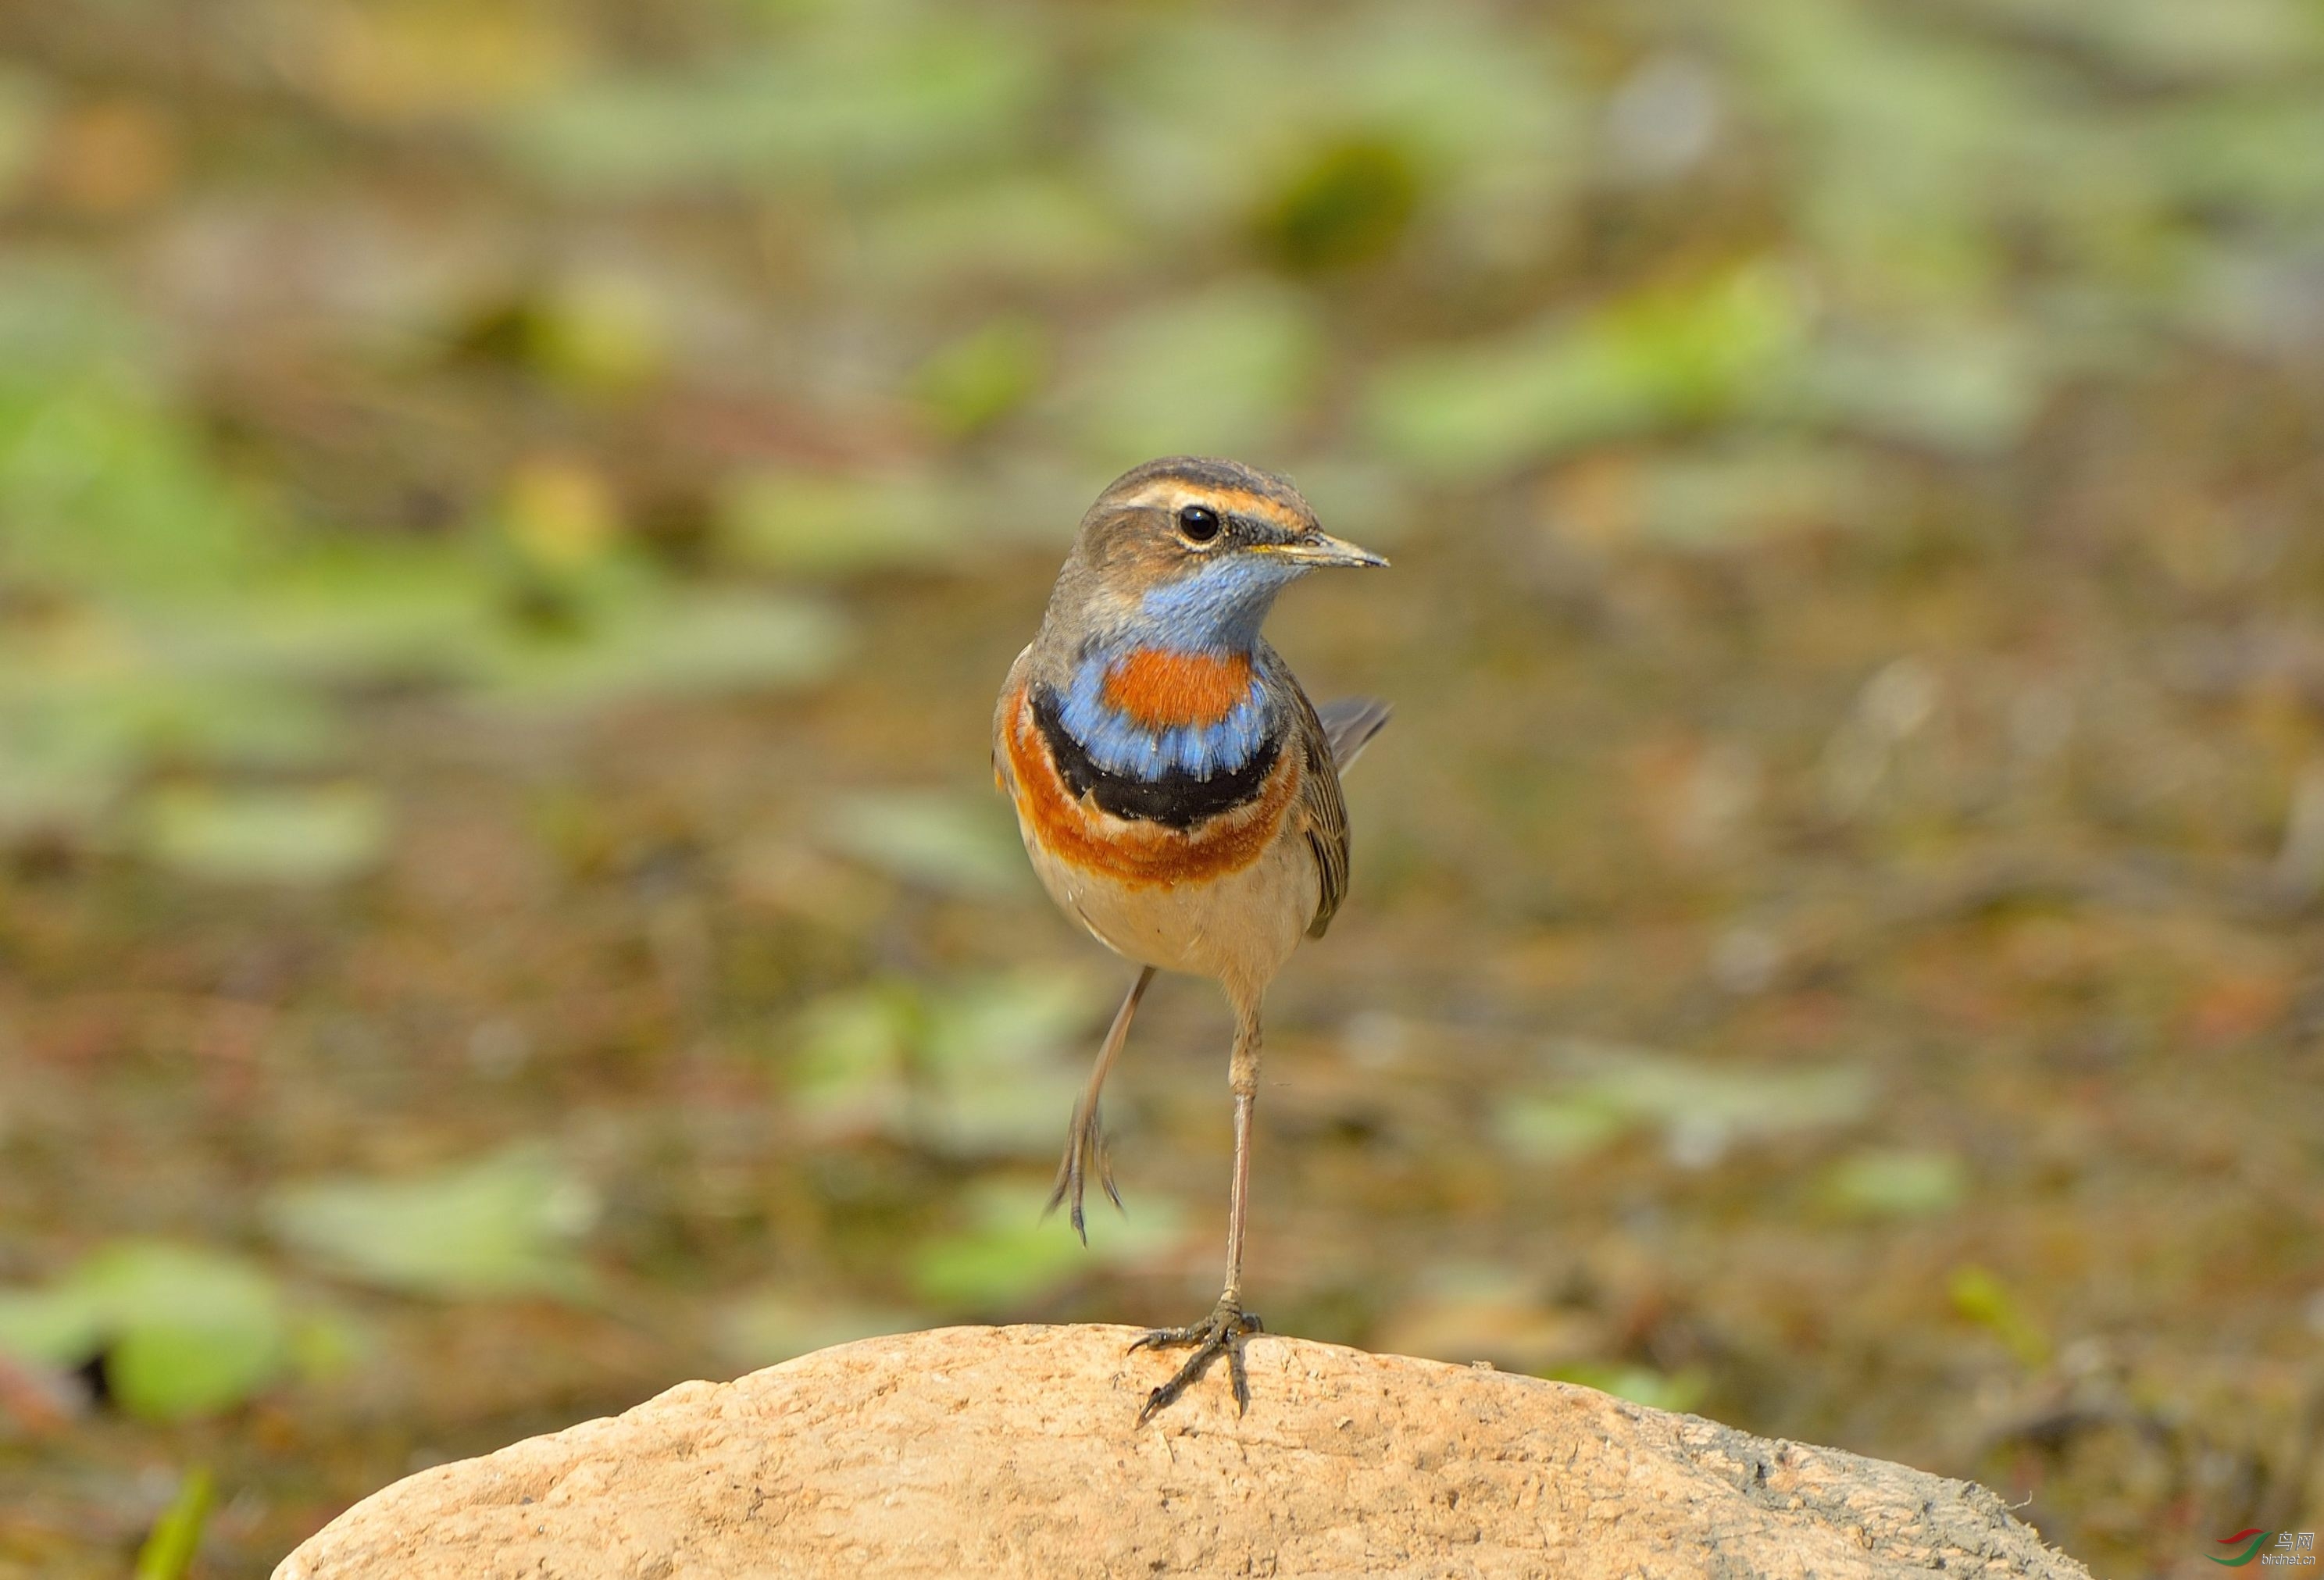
[[1031, 685, 1280, 831]]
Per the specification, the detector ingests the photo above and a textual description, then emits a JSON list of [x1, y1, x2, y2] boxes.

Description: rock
[[277, 1325, 2087, 1579]]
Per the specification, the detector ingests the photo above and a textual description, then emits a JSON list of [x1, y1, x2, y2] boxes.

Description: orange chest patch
[[1000, 680, 1299, 890], [1098, 649, 1255, 731]]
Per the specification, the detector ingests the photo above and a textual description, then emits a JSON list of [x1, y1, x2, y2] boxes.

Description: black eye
[[1177, 505, 1221, 544]]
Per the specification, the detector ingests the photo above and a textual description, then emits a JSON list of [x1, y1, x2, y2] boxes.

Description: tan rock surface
[[277, 1325, 2087, 1579]]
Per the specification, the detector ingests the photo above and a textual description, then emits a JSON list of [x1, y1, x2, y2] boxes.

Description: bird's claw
[[1042, 1097, 1121, 1245], [1129, 1297, 1264, 1424]]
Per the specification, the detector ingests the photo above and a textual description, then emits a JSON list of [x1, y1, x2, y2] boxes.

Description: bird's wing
[[1316, 697, 1392, 772], [1289, 687, 1355, 939]]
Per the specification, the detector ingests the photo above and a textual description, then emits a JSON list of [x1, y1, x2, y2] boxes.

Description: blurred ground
[[2, 0, 2322, 1575]]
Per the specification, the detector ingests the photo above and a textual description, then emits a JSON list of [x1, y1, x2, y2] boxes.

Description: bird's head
[[1054, 456, 1387, 654]]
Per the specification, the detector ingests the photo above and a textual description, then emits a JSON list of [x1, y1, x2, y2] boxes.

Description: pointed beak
[[1261, 530, 1390, 569]]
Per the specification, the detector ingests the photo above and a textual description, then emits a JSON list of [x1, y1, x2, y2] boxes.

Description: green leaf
[[1947, 1264, 2050, 1367], [910, 1180, 1183, 1313], [268, 1146, 600, 1301], [909, 1221, 1085, 1314], [913, 970, 1109, 1156], [0, 271, 257, 598], [1725, 5, 2028, 304], [109, 1322, 283, 1423], [1492, 1095, 1629, 1164], [190, 545, 498, 687], [1573, 1046, 1872, 1167], [853, 177, 1131, 292], [823, 790, 1030, 897], [498, 12, 1046, 198], [1063, 282, 1323, 461], [0, 610, 355, 841], [71, 1243, 290, 1422], [1954, 0, 2319, 85], [1820, 1147, 1969, 1220], [1254, 135, 1423, 273], [1792, 324, 2046, 455], [528, 269, 671, 394], [719, 470, 957, 576], [919, 970, 1106, 1076], [789, 971, 1107, 1157], [1365, 264, 1807, 479], [2144, 95, 2324, 218], [0, 1243, 292, 1421], [913, 318, 1050, 437], [135, 783, 389, 886], [474, 589, 851, 706], [1094, 9, 1577, 245], [134, 1466, 216, 1580], [1548, 1362, 1710, 1414], [0, 697, 136, 838], [789, 982, 918, 1139], [287, 1309, 372, 1384], [1578, 444, 1880, 550], [0, 1284, 103, 1368], [1499, 1041, 1874, 1170]]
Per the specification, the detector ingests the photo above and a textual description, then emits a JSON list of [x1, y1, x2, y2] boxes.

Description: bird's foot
[[1128, 1296, 1263, 1424], [1042, 1097, 1121, 1245]]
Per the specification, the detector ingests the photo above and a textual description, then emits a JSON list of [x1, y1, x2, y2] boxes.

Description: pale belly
[[1021, 829, 1318, 1000]]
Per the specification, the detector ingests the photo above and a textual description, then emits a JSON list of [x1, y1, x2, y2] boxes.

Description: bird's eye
[[1177, 505, 1222, 544]]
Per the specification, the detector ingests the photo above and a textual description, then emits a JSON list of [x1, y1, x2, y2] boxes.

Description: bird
[[991, 455, 1390, 1423]]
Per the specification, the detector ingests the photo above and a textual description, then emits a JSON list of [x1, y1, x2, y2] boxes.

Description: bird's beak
[[1259, 530, 1390, 569]]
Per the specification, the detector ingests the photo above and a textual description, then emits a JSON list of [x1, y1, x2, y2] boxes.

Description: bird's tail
[[1317, 697, 1391, 771]]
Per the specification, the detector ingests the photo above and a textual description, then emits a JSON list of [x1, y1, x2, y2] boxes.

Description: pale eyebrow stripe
[[1116, 482, 1308, 534], [1116, 482, 1184, 511]]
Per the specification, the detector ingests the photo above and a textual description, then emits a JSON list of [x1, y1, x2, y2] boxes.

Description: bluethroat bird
[[992, 455, 1389, 1423]]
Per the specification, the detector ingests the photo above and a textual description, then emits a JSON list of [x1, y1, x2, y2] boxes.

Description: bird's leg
[[1045, 965, 1155, 1243], [1131, 998, 1265, 1423]]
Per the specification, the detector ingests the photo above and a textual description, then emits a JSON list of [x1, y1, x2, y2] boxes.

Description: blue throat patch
[[1134, 554, 1305, 651], [1057, 659, 1272, 781], [1056, 555, 1305, 783]]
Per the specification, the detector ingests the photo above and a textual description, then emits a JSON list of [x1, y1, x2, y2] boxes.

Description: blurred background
[[2, 0, 2322, 1573]]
